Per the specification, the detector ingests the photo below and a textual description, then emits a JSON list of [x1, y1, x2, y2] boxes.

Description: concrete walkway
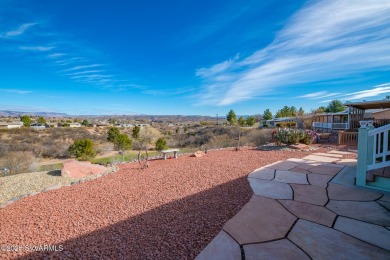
[[197, 151, 390, 259]]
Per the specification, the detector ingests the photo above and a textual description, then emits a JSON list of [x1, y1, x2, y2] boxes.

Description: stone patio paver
[[195, 231, 241, 260], [313, 152, 343, 158], [279, 200, 336, 227], [266, 161, 299, 171], [223, 195, 296, 244], [334, 216, 390, 251], [197, 150, 390, 259], [377, 200, 390, 211], [274, 170, 308, 184], [328, 183, 382, 201], [248, 178, 293, 199], [244, 239, 309, 260], [327, 200, 390, 226], [288, 220, 390, 259], [308, 174, 333, 188], [329, 150, 356, 155], [291, 184, 328, 206], [308, 165, 342, 176], [303, 155, 339, 163], [248, 167, 275, 180]]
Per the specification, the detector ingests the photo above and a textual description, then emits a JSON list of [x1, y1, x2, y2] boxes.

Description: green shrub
[[155, 137, 168, 151], [274, 128, 309, 145], [68, 138, 96, 160]]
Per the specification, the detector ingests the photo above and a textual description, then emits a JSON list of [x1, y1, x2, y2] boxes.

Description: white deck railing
[[367, 124, 390, 170], [312, 122, 348, 130]]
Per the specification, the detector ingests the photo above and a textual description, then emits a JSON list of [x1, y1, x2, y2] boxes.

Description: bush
[[0, 151, 36, 175], [68, 139, 96, 160], [107, 127, 120, 142], [274, 128, 310, 145], [155, 138, 168, 151], [114, 133, 132, 151]]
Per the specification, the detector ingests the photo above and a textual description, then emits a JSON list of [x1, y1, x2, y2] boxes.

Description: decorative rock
[[274, 170, 308, 184], [327, 200, 390, 226], [248, 178, 293, 200], [42, 183, 62, 192], [308, 174, 333, 188], [327, 183, 382, 201], [334, 216, 390, 251], [288, 220, 390, 259], [223, 195, 296, 244], [192, 151, 205, 157], [195, 231, 240, 260], [244, 239, 309, 260], [279, 200, 336, 227], [291, 184, 328, 206], [248, 167, 275, 180]]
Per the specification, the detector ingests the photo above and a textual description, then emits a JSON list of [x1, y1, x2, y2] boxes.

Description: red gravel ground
[[0, 147, 338, 259]]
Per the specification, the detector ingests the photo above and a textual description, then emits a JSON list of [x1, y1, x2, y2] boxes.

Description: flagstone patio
[[196, 151, 390, 259]]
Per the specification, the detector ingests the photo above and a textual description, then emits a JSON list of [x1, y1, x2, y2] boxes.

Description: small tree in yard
[[81, 119, 89, 126], [246, 116, 256, 126], [155, 138, 168, 151], [114, 133, 132, 151], [238, 116, 246, 127], [37, 116, 46, 124], [107, 127, 121, 142], [20, 115, 31, 127], [68, 139, 96, 160], [226, 109, 237, 125], [132, 125, 141, 139]]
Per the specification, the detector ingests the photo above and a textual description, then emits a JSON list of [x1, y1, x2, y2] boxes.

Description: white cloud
[[298, 91, 341, 99], [48, 53, 66, 58], [0, 23, 37, 38], [63, 64, 103, 72], [0, 88, 32, 94], [343, 83, 390, 100], [20, 46, 55, 51], [196, 0, 390, 105]]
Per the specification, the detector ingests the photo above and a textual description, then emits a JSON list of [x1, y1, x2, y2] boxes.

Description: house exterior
[[266, 117, 298, 127], [69, 123, 81, 128], [30, 123, 46, 130], [311, 110, 349, 132], [0, 121, 23, 129], [115, 123, 134, 128]]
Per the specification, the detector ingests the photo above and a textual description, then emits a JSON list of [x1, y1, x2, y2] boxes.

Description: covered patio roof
[[344, 100, 390, 110]]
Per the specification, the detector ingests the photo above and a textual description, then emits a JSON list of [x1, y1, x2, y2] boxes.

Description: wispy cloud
[[63, 64, 103, 72], [196, 0, 390, 105], [343, 83, 390, 100], [0, 88, 33, 94], [48, 53, 66, 58], [298, 91, 340, 99], [20, 45, 55, 52], [0, 23, 37, 38]]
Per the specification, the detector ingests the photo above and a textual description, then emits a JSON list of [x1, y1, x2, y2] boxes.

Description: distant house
[[0, 121, 23, 129], [30, 123, 46, 130], [266, 117, 299, 127], [115, 123, 134, 128], [45, 122, 58, 128], [69, 123, 81, 128]]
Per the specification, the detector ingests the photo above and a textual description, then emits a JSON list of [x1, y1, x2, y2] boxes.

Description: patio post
[[356, 121, 374, 187]]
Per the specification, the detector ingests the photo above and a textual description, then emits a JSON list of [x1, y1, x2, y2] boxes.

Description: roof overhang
[[344, 100, 390, 110]]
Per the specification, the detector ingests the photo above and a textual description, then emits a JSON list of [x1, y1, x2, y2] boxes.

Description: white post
[[356, 121, 374, 187]]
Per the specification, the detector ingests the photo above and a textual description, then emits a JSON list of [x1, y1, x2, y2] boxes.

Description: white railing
[[332, 123, 348, 129], [312, 122, 331, 129], [367, 124, 390, 170]]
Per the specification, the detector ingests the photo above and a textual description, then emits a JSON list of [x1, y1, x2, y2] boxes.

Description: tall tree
[[114, 134, 132, 151], [132, 125, 141, 139], [37, 116, 46, 124], [107, 127, 121, 142], [263, 109, 273, 120], [238, 116, 246, 127], [326, 100, 345, 113], [297, 107, 305, 117], [226, 109, 237, 125], [20, 115, 31, 127], [246, 116, 256, 126]]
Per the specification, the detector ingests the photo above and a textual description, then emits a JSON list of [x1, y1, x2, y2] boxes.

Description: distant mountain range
[[0, 110, 69, 117]]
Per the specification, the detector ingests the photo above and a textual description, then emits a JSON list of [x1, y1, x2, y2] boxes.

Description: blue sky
[[0, 0, 390, 116]]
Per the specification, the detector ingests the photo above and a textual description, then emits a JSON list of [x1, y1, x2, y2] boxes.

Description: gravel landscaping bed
[[1, 147, 338, 259]]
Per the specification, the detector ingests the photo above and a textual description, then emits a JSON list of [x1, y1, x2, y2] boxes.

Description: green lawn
[[38, 163, 64, 171], [91, 150, 160, 164]]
